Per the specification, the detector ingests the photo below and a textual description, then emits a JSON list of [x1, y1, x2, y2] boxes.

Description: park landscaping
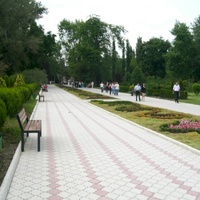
[[0, 85, 200, 186], [60, 85, 200, 151]]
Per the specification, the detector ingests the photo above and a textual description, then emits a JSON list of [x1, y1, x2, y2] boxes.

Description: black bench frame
[[17, 108, 42, 152], [39, 90, 44, 102]]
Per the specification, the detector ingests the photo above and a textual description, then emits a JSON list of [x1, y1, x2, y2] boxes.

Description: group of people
[[131, 83, 146, 101], [100, 82, 120, 95], [98, 81, 180, 103]]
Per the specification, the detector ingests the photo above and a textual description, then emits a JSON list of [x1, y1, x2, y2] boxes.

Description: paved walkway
[[1, 85, 200, 200], [80, 87, 200, 116]]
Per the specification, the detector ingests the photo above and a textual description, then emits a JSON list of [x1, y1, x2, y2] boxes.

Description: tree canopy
[[58, 15, 126, 84]]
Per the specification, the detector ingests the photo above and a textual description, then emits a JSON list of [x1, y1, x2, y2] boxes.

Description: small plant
[[14, 74, 25, 87], [0, 77, 7, 88], [192, 83, 200, 95], [160, 120, 200, 133]]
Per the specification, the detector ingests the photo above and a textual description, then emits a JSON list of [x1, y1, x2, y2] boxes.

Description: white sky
[[37, 0, 200, 49]]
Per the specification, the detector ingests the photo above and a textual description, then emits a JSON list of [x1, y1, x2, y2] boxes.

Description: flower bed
[[160, 120, 200, 133]]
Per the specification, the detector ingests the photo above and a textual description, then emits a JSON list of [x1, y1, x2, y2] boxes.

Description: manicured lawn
[[180, 92, 200, 105]]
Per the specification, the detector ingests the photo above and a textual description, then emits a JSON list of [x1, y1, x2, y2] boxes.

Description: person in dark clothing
[[141, 83, 146, 101]]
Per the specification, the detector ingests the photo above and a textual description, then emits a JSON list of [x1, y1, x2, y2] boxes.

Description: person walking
[[134, 83, 141, 101], [114, 82, 119, 95], [141, 83, 146, 101], [100, 82, 104, 93], [108, 83, 112, 95], [173, 82, 180, 103]]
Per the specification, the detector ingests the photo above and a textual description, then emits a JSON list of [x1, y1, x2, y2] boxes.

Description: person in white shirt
[[100, 82, 104, 92], [134, 83, 141, 101], [114, 82, 119, 95], [173, 82, 180, 103]]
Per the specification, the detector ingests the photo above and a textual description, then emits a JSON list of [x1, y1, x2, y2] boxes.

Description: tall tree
[[126, 39, 134, 74], [58, 15, 126, 85], [136, 37, 143, 67], [0, 0, 47, 75], [166, 21, 196, 80], [121, 41, 126, 79], [140, 37, 170, 78], [192, 15, 200, 82]]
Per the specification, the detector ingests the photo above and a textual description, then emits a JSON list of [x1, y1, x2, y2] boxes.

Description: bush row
[[147, 88, 188, 99], [0, 83, 39, 128]]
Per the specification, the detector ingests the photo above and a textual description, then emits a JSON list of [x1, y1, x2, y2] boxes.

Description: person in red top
[[173, 82, 180, 103]]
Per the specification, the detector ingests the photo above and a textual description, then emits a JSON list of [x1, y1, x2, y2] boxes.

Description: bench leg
[[21, 132, 25, 152], [39, 95, 44, 102], [38, 132, 40, 151]]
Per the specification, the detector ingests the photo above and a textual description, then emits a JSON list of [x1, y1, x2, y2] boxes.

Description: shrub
[[192, 83, 200, 95], [0, 77, 7, 88], [0, 99, 7, 128], [14, 74, 25, 87], [22, 68, 48, 84]]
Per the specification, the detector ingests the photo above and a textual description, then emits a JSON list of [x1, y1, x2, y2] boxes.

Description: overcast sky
[[37, 0, 200, 48]]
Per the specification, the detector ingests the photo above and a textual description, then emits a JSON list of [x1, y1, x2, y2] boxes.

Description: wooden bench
[[38, 90, 44, 102], [17, 108, 42, 152]]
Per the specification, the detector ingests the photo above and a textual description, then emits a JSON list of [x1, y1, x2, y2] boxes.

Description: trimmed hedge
[[0, 83, 38, 118], [0, 99, 7, 128]]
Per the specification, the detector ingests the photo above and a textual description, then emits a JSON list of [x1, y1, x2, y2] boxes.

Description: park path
[[2, 84, 200, 200], [80, 87, 200, 116]]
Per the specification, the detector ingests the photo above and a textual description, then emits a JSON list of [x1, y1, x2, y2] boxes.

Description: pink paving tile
[[142, 190, 154, 197], [95, 189, 108, 196], [93, 184, 104, 190], [48, 196, 62, 200], [49, 188, 61, 195]]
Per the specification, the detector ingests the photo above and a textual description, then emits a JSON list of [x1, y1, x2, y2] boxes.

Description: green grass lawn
[[180, 92, 200, 105]]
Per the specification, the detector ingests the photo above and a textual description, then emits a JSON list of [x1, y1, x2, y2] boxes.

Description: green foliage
[[192, 83, 200, 95], [166, 21, 196, 80], [140, 37, 171, 78], [0, 0, 47, 74], [58, 15, 126, 84], [3, 74, 17, 87], [192, 16, 200, 82], [129, 85, 134, 92], [119, 84, 130, 92], [0, 84, 38, 117], [0, 99, 7, 128], [0, 77, 7, 88], [14, 74, 25, 87], [22, 68, 48, 84], [131, 66, 145, 84]]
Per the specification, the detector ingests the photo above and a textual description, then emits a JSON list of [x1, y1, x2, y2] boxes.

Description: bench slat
[[25, 120, 41, 132]]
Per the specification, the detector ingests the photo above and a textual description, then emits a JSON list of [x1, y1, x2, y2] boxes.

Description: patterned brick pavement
[[3, 85, 200, 200]]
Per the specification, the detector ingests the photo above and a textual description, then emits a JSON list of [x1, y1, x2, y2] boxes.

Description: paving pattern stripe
[[52, 96, 156, 199], [46, 103, 62, 200], [53, 95, 110, 199], [54, 89, 200, 199], [52, 92, 187, 199]]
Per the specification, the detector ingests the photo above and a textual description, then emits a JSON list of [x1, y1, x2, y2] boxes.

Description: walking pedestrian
[[114, 82, 119, 95], [134, 83, 141, 101], [100, 82, 104, 93], [141, 83, 146, 101], [173, 82, 180, 103]]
